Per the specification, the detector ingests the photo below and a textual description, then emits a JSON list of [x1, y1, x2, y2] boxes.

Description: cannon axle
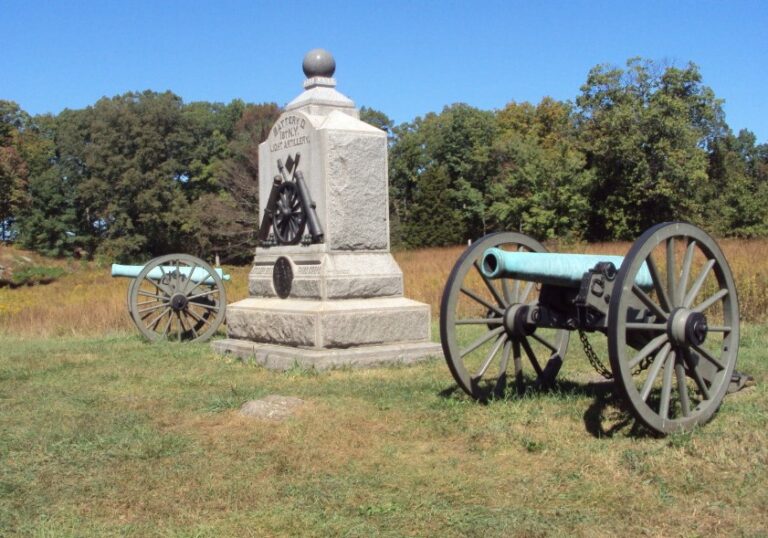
[[668, 308, 708, 347], [503, 304, 536, 337]]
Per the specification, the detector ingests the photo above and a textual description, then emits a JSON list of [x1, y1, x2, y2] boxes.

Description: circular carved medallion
[[273, 257, 293, 299]]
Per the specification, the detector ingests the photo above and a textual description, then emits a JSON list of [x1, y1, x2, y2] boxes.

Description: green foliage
[[706, 130, 768, 236], [10, 94, 278, 262], [390, 104, 498, 247], [488, 99, 592, 240], [387, 58, 767, 247], [5, 56, 768, 257], [403, 165, 466, 246], [576, 59, 725, 239], [212, 103, 280, 262], [359, 106, 394, 137], [5, 265, 66, 287], [0, 101, 33, 240]]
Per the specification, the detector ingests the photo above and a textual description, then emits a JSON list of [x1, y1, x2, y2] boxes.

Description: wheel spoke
[[183, 276, 208, 300], [162, 313, 173, 337], [520, 282, 535, 305], [460, 326, 505, 358], [181, 262, 199, 294], [501, 278, 512, 304], [188, 320, 200, 340], [677, 240, 696, 306], [176, 311, 184, 341], [674, 358, 692, 416], [646, 256, 672, 313], [626, 322, 667, 331], [512, 340, 524, 392], [455, 318, 503, 325], [158, 264, 176, 293], [640, 343, 672, 401], [667, 237, 677, 308], [519, 336, 543, 377], [473, 334, 507, 381], [632, 285, 669, 321], [628, 333, 669, 370], [512, 278, 521, 303], [494, 340, 513, 397], [185, 305, 211, 327], [145, 307, 170, 330], [193, 303, 221, 313], [691, 343, 726, 371], [137, 299, 166, 308], [138, 289, 166, 300], [683, 259, 715, 308], [173, 259, 183, 293], [531, 332, 558, 353], [460, 287, 504, 316], [136, 302, 168, 315], [147, 278, 173, 297], [498, 339, 512, 377], [473, 261, 506, 308], [187, 288, 221, 302], [659, 351, 676, 419], [682, 348, 710, 400], [693, 288, 729, 314]]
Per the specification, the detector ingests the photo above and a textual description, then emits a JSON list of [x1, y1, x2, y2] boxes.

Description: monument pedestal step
[[211, 339, 442, 371]]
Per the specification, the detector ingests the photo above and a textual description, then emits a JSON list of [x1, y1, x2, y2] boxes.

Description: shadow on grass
[[437, 377, 658, 439]]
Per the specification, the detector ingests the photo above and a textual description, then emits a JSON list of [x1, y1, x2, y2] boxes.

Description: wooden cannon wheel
[[608, 223, 740, 434], [440, 232, 570, 400], [127, 254, 227, 343], [273, 182, 307, 245]]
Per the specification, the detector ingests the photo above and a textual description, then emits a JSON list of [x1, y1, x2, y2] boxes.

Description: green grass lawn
[[1, 328, 766, 537]]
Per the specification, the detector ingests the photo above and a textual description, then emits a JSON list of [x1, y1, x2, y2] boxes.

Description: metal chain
[[578, 329, 613, 379], [578, 329, 656, 378], [632, 353, 655, 375]]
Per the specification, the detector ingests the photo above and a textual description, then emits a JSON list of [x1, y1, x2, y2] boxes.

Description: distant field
[[2, 237, 768, 337]]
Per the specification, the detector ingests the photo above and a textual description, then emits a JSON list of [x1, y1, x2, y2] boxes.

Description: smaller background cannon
[[112, 254, 228, 342], [440, 222, 741, 435]]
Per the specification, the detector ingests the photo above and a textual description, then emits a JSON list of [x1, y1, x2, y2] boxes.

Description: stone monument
[[213, 49, 441, 369]]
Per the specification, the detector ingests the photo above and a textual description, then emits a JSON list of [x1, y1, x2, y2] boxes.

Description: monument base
[[211, 339, 442, 371], [213, 296, 442, 370]]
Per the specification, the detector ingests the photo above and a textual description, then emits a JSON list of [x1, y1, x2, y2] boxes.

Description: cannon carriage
[[440, 222, 741, 435], [112, 254, 228, 342]]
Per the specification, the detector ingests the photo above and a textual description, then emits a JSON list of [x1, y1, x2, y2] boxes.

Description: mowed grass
[[0, 330, 766, 536], [1, 239, 767, 535]]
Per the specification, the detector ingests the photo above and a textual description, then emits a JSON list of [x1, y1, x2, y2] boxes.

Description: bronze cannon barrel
[[480, 248, 653, 288]]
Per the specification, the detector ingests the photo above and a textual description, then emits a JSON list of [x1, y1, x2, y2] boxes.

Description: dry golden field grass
[[1, 237, 768, 337]]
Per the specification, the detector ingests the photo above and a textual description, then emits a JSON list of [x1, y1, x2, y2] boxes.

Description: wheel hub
[[503, 304, 535, 337], [668, 308, 708, 347], [170, 293, 188, 311]]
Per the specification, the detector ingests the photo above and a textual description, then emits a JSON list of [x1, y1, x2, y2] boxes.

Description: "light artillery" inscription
[[269, 114, 310, 152]]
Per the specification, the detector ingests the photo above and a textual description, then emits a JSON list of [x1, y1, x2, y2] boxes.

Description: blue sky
[[2, 1, 767, 142]]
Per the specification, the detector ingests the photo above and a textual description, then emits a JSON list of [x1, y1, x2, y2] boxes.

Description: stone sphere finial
[[303, 48, 336, 78]]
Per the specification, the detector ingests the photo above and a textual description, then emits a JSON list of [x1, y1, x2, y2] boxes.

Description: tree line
[[2, 58, 767, 263]]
